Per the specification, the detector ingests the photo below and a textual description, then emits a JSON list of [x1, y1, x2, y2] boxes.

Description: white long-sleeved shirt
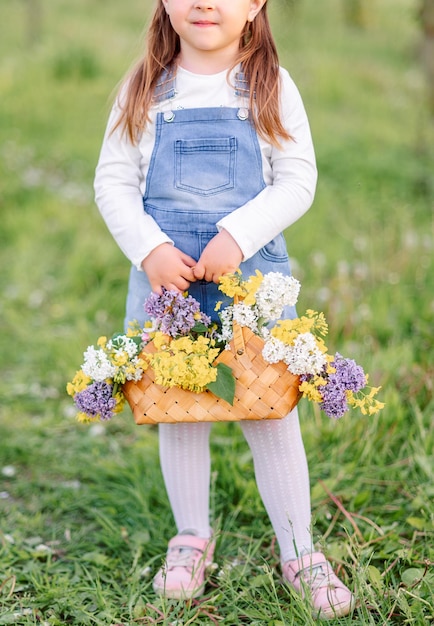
[[94, 66, 317, 271]]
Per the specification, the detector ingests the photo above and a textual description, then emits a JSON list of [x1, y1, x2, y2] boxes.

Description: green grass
[[1, 0, 433, 624]]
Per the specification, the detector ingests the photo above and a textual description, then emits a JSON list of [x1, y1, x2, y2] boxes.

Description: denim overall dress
[[125, 68, 296, 327]]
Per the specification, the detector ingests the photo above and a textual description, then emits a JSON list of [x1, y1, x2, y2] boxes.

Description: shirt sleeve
[[94, 103, 173, 271], [216, 68, 317, 261]]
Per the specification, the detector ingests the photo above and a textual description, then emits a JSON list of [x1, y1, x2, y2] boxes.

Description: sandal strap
[[296, 562, 337, 592]]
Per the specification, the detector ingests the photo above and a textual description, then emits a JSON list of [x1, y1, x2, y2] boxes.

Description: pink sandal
[[153, 534, 215, 599], [282, 552, 355, 619]]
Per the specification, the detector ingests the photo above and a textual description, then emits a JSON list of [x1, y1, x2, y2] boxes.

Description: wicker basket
[[122, 322, 301, 425]]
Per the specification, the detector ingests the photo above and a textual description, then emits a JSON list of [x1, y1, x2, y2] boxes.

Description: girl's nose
[[194, 0, 215, 10]]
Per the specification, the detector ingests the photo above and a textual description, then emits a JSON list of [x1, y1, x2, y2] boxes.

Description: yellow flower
[[136, 357, 148, 371], [113, 393, 125, 413], [66, 370, 91, 396], [218, 269, 263, 304], [112, 351, 129, 366], [314, 375, 328, 387], [243, 270, 263, 305], [271, 321, 296, 345], [347, 386, 385, 415], [76, 411, 100, 424], [153, 332, 171, 350], [97, 336, 107, 348], [218, 271, 246, 298], [305, 310, 328, 336], [126, 321, 144, 337], [123, 363, 137, 380], [171, 336, 196, 354], [325, 358, 336, 374], [149, 333, 219, 393], [299, 380, 324, 403], [271, 313, 329, 353]]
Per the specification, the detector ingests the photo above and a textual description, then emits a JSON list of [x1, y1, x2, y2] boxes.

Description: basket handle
[[232, 321, 245, 352], [232, 293, 253, 368], [232, 322, 252, 368]]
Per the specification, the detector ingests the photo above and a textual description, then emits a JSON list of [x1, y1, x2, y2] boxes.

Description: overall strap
[[152, 66, 255, 103], [153, 66, 177, 103], [234, 71, 252, 98]]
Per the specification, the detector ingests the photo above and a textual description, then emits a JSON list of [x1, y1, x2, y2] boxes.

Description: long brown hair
[[114, 0, 290, 146]]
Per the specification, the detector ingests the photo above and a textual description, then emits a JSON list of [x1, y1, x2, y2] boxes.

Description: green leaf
[[133, 596, 146, 619], [206, 363, 235, 405], [191, 321, 209, 333], [401, 568, 426, 587], [250, 573, 271, 587], [81, 551, 111, 567], [367, 565, 384, 590], [0, 614, 24, 625], [353, 490, 371, 507], [406, 516, 428, 531]]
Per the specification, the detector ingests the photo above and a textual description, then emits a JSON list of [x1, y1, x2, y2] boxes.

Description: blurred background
[[0, 1, 433, 624]]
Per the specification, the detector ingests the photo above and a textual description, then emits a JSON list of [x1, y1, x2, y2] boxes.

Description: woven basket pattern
[[123, 325, 301, 425]]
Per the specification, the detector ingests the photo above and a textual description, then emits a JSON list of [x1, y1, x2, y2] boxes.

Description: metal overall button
[[237, 107, 249, 121], [163, 111, 175, 122]]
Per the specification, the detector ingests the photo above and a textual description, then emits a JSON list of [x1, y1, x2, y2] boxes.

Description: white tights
[[158, 407, 312, 563]]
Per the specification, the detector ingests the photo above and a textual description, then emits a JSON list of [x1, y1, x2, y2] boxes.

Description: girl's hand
[[141, 243, 197, 294], [193, 230, 243, 284]]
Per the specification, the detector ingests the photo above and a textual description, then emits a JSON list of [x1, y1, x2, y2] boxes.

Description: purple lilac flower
[[74, 381, 117, 421], [144, 289, 176, 320], [332, 353, 366, 392], [319, 378, 348, 419], [144, 288, 210, 337], [314, 353, 366, 419]]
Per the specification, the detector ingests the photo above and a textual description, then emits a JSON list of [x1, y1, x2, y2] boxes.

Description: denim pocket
[[258, 234, 290, 263], [175, 137, 237, 196]]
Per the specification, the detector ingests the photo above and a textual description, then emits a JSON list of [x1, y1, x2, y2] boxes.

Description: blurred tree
[[343, 0, 374, 28], [420, 0, 434, 114], [24, 0, 42, 47]]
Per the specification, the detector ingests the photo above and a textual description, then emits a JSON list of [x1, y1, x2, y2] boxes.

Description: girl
[[94, 0, 355, 619]]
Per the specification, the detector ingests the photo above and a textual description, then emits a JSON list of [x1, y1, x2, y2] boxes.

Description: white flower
[[262, 336, 288, 364], [127, 357, 145, 381], [1, 465, 16, 477], [216, 306, 234, 344], [255, 272, 300, 321], [82, 346, 117, 381], [283, 333, 327, 375], [107, 335, 138, 358], [232, 303, 259, 332]]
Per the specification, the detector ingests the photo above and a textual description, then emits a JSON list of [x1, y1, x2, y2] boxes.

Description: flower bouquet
[[67, 271, 384, 425]]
